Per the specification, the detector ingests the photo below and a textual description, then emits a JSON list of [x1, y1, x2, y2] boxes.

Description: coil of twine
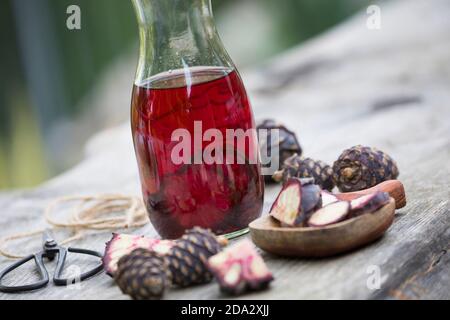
[[0, 195, 149, 259]]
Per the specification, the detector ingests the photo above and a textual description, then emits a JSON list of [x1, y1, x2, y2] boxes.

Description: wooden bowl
[[249, 198, 396, 258]]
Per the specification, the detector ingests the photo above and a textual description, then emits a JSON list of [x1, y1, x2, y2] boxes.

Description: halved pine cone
[[102, 233, 174, 276], [207, 239, 274, 296]]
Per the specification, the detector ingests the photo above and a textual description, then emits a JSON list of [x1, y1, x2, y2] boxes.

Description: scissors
[[0, 230, 104, 293]]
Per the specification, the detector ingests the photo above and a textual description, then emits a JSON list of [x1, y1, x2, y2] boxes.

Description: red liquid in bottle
[[131, 67, 264, 239]]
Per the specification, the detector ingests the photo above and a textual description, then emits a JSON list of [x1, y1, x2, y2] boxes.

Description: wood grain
[[0, 0, 449, 300]]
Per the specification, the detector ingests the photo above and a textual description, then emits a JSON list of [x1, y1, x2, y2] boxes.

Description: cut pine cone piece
[[257, 119, 303, 183], [102, 233, 174, 276], [270, 178, 322, 227], [308, 201, 350, 227]]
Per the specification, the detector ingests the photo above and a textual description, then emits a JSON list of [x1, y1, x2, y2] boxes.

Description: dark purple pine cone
[[257, 119, 302, 183], [333, 145, 400, 192]]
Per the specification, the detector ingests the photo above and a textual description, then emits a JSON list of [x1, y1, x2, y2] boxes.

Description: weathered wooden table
[[1, 0, 449, 300]]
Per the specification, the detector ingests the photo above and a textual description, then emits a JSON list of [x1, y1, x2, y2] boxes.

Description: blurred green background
[[0, 0, 369, 190]]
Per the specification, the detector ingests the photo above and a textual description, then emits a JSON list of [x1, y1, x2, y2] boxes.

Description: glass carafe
[[131, 0, 264, 239]]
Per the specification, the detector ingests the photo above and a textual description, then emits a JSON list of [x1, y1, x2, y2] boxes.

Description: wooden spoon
[[336, 180, 406, 209], [250, 198, 396, 258]]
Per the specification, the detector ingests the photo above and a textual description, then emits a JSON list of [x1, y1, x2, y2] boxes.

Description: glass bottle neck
[[132, 0, 234, 85]]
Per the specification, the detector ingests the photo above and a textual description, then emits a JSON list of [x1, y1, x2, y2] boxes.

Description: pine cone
[[115, 248, 171, 300], [273, 155, 335, 191], [333, 145, 399, 192], [257, 119, 302, 183], [166, 228, 224, 288], [207, 239, 274, 296]]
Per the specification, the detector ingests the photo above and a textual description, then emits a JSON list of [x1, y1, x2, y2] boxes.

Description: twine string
[[0, 195, 149, 259]]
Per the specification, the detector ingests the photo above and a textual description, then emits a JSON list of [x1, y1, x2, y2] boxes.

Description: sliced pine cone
[[166, 227, 224, 288], [333, 145, 399, 192], [115, 248, 171, 300], [257, 119, 302, 183], [102, 233, 174, 276], [273, 154, 335, 191]]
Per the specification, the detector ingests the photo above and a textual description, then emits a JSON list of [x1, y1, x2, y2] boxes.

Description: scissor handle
[[53, 247, 104, 286], [0, 253, 49, 293]]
